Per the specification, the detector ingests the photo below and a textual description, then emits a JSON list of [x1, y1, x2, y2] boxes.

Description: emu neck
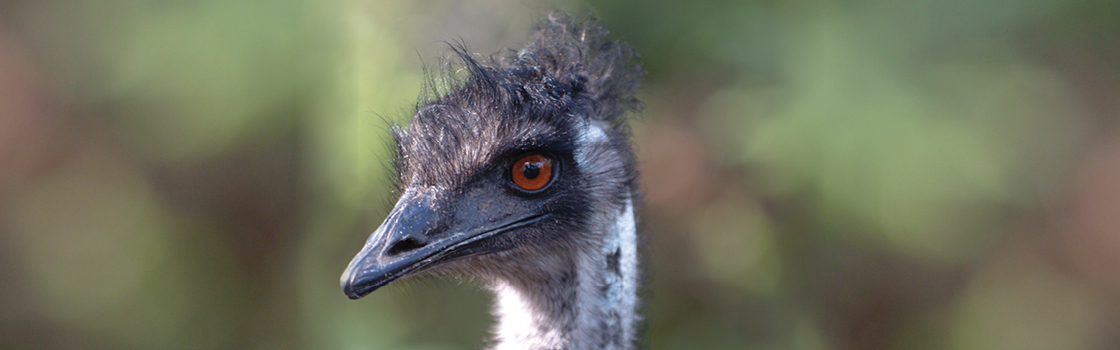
[[489, 198, 638, 350]]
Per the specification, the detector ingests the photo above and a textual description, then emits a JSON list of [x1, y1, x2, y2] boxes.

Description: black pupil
[[523, 163, 540, 179]]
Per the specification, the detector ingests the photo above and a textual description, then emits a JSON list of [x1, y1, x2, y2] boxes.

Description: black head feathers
[[396, 12, 644, 189]]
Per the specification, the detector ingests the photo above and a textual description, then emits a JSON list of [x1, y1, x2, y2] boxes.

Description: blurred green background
[[2, 0, 1119, 349]]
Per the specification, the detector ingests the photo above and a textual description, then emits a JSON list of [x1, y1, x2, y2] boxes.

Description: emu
[[341, 13, 643, 350]]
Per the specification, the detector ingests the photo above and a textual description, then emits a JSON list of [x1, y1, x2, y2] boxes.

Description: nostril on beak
[[387, 236, 428, 256]]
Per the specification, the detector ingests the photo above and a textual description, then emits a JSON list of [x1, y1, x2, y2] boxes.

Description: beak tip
[[341, 258, 380, 300], [341, 274, 368, 300], [342, 279, 375, 300], [341, 260, 364, 299]]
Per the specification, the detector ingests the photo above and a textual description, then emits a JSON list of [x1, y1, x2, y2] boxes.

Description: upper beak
[[340, 188, 547, 299], [341, 189, 442, 299]]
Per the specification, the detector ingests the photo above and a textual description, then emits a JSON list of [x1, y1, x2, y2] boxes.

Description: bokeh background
[[2, 0, 1119, 349]]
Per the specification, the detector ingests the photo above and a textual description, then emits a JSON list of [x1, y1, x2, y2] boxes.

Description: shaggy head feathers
[[395, 12, 643, 189]]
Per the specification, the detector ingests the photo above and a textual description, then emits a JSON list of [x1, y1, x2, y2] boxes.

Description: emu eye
[[511, 154, 553, 191]]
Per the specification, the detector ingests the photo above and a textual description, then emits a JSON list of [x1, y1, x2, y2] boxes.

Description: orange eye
[[511, 154, 553, 191]]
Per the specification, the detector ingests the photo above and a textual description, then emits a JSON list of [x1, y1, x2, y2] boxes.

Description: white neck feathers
[[489, 197, 638, 350]]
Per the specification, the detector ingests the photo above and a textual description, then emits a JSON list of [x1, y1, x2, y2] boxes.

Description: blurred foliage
[[2, 0, 1119, 349]]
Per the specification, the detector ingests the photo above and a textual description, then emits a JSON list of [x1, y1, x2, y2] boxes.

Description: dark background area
[[2, 0, 1120, 349]]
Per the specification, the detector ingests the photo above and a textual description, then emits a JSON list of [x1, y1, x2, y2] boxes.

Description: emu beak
[[341, 188, 548, 299]]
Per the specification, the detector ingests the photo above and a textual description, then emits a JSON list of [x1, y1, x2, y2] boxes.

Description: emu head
[[341, 14, 642, 299]]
